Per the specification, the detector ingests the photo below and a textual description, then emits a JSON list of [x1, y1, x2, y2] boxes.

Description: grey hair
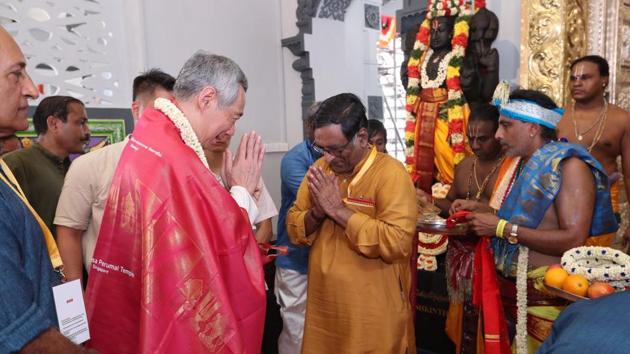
[[174, 51, 248, 107]]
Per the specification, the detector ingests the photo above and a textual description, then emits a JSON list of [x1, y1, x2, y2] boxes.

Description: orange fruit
[[587, 282, 615, 299], [562, 274, 590, 297], [544, 267, 569, 288], [547, 264, 563, 270]]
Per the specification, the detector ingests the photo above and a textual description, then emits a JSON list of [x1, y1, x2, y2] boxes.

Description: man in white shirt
[[204, 131, 278, 243], [54, 69, 176, 283]]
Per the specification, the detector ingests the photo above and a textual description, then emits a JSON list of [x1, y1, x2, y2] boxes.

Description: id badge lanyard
[[0, 160, 64, 269]]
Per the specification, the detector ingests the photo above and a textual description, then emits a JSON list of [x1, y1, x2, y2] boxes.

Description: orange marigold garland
[[446, 12, 470, 163], [404, 18, 430, 173], [404, 0, 472, 175]]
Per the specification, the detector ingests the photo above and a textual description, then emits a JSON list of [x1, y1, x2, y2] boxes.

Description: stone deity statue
[[401, 22, 421, 90], [425, 16, 455, 87], [408, 15, 457, 194], [461, 8, 499, 105], [405, 4, 473, 353]]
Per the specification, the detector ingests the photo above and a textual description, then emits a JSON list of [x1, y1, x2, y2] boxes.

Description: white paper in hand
[[52, 279, 90, 344]]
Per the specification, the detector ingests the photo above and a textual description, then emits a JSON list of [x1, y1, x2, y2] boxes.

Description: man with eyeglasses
[[274, 102, 320, 354], [286, 93, 417, 353], [0, 25, 90, 353]]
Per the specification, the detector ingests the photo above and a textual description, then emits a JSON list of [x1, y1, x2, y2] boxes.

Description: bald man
[[0, 26, 90, 353]]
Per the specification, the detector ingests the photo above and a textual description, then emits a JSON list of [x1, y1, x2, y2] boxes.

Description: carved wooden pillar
[[282, 0, 321, 138], [519, 0, 588, 106], [283, 0, 357, 137]]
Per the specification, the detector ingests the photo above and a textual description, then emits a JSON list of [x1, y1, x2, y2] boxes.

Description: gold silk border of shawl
[[519, 0, 588, 106]]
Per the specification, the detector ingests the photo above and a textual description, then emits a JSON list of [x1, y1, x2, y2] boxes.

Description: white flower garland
[[561, 246, 630, 290], [515, 245, 529, 354], [418, 254, 439, 271], [492, 80, 511, 106], [417, 232, 449, 256], [420, 48, 453, 89], [427, 0, 462, 19], [154, 97, 210, 171], [417, 230, 448, 272]]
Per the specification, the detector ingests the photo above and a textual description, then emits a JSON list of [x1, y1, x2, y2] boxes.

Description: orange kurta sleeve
[[286, 174, 318, 246]]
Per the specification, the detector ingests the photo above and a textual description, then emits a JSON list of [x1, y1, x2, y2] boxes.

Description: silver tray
[[543, 285, 588, 302], [417, 218, 469, 236]]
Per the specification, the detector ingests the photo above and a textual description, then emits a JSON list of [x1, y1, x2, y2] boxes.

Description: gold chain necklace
[[570, 99, 608, 146], [587, 109, 608, 152], [473, 162, 482, 192], [466, 156, 505, 201]]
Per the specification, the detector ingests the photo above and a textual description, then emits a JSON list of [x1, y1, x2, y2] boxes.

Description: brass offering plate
[[417, 215, 468, 236], [543, 285, 588, 302]]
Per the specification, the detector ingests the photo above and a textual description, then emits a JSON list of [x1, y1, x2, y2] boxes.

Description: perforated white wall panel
[[0, 0, 133, 107]]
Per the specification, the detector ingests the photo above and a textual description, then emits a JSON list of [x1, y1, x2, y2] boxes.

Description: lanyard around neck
[[0, 160, 63, 269]]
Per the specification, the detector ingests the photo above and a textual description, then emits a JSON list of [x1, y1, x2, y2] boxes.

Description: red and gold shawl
[[85, 108, 266, 353]]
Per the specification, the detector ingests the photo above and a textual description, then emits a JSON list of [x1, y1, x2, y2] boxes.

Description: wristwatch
[[508, 224, 519, 244]]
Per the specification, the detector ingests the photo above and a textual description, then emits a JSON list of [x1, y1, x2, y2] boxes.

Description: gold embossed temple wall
[[519, 0, 588, 107], [520, 0, 629, 246], [520, 0, 630, 109]]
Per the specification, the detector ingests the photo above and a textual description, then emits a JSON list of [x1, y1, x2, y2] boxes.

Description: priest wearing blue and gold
[[464, 89, 618, 352]]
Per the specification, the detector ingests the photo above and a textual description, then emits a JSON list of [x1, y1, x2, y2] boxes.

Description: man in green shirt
[[0, 134, 22, 156], [3, 95, 90, 236]]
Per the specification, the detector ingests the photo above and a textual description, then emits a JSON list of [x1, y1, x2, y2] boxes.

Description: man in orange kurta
[[286, 93, 417, 353]]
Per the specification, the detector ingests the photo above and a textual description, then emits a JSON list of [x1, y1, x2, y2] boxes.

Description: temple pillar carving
[[519, 0, 588, 107], [586, 0, 629, 246]]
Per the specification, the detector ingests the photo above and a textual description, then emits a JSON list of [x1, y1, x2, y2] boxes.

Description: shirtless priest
[[557, 55, 630, 249]]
